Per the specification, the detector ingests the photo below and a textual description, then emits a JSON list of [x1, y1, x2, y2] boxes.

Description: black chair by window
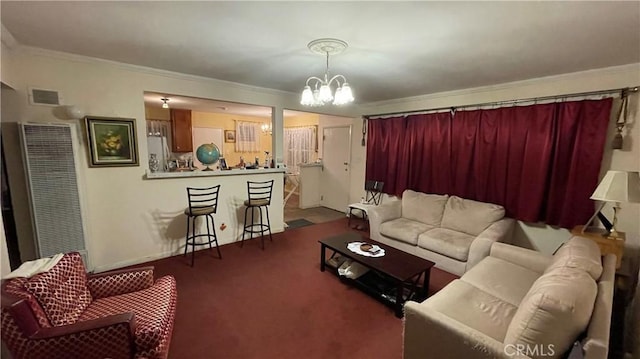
[[242, 180, 274, 250], [184, 185, 222, 266], [347, 180, 384, 229]]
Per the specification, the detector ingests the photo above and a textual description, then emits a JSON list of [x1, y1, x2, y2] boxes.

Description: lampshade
[[590, 170, 640, 203]]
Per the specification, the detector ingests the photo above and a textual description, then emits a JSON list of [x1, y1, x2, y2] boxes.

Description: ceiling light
[[300, 38, 354, 107], [161, 97, 169, 109], [261, 123, 272, 135]]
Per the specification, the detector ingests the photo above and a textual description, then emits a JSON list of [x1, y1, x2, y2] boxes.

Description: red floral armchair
[[1, 252, 177, 359]]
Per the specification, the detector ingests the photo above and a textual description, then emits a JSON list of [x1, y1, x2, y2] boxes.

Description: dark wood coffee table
[[319, 232, 435, 317]]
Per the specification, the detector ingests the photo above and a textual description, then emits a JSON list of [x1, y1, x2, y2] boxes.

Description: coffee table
[[319, 232, 435, 317]]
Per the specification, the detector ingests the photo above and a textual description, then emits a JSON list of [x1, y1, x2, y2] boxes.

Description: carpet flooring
[[285, 218, 315, 229], [145, 218, 458, 359]]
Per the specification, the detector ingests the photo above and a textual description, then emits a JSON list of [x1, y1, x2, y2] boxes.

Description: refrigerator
[[147, 136, 170, 172]]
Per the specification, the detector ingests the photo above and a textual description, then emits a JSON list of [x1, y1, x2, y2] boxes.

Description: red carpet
[[144, 218, 457, 359]]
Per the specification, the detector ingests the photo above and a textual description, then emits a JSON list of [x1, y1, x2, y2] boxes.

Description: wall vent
[[29, 88, 62, 106], [19, 123, 88, 265]]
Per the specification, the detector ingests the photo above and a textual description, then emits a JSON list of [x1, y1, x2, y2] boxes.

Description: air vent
[[19, 123, 88, 266], [29, 88, 62, 106]]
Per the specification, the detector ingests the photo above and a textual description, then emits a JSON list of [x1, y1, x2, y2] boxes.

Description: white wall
[[359, 64, 640, 254], [1, 45, 361, 271]]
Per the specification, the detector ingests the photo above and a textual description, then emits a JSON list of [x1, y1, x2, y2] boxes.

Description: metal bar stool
[[242, 180, 274, 250], [184, 185, 222, 266]]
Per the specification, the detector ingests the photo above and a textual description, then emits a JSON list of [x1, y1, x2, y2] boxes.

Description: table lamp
[[590, 170, 640, 238]]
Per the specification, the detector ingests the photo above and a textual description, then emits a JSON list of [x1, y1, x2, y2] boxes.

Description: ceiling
[[2, 2, 639, 104]]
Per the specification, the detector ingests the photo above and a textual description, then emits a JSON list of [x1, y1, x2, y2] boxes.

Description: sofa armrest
[[465, 218, 515, 272], [87, 266, 155, 299], [404, 301, 528, 359], [26, 313, 136, 359], [367, 200, 401, 241], [583, 254, 616, 359], [490, 242, 552, 274]]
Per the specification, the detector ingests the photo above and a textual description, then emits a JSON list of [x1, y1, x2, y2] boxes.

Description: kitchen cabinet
[[171, 109, 192, 152]]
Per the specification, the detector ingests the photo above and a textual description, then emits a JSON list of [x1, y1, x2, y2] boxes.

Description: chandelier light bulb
[[301, 86, 314, 105], [340, 83, 354, 103], [333, 87, 344, 105], [319, 84, 333, 102]]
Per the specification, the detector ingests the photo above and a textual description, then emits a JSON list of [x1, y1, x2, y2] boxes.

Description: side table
[[571, 225, 625, 269]]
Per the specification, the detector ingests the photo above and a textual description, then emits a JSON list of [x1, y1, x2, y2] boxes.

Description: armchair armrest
[[490, 242, 552, 274], [404, 301, 528, 359], [26, 313, 136, 359], [466, 218, 515, 272], [367, 200, 401, 241], [88, 266, 155, 299]]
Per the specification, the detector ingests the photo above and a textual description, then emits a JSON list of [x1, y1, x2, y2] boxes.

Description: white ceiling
[[2, 1, 639, 104]]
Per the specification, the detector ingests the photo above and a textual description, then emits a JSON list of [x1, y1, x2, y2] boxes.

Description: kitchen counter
[[145, 168, 285, 179]]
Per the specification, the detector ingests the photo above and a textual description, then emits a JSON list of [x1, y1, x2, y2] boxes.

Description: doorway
[[321, 125, 351, 212], [1, 140, 22, 270]]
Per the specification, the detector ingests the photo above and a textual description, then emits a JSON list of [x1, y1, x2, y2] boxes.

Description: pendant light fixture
[[300, 38, 354, 106], [161, 97, 170, 109]]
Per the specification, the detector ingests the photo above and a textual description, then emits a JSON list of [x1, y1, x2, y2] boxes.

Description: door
[[321, 126, 351, 212]]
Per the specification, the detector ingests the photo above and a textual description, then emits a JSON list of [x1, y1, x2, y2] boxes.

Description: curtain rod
[[365, 86, 639, 119]]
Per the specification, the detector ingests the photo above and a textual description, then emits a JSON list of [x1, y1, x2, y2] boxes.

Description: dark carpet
[[143, 218, 458, 359], [285, 218, 315, 229]]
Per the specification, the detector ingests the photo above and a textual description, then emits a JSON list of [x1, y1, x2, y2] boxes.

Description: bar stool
[[242, 180, 274, 250], [184, 185, 222, 266]]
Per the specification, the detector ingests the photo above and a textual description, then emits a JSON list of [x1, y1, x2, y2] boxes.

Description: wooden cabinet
[[170, 109, 192, 152]]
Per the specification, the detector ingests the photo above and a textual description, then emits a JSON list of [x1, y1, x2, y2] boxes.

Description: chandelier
[[300, 38, 354, 106], [261, 123, 272, 135]]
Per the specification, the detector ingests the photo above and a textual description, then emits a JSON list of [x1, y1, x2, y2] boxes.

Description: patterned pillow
[[25, 253, 93, 326]]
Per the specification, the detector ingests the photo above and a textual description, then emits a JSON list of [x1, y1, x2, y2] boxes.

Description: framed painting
[[225, 130, 236, 143], [85, 116, 139, 167]]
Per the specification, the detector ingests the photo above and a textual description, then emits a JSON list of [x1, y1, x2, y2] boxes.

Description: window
[[284, 126, 316, 173], [235, 121, 260, 152]]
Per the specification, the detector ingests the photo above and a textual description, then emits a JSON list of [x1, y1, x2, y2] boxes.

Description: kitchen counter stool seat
[[242, 180, 274, 250], [184, 185, 222, 266]]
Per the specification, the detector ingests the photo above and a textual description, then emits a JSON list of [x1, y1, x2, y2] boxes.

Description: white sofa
[[368, 190, 515, 275], [404, 237, 616, 359]]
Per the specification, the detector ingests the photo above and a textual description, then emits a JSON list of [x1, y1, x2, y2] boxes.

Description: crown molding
[[18, 45, 299, 98], [362, 63, 640, 110]]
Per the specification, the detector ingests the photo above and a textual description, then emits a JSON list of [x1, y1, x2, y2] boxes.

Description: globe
[[196, 143, 221, 171]]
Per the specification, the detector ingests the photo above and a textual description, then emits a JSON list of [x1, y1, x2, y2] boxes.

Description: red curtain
[[365, 98, 613, 228]]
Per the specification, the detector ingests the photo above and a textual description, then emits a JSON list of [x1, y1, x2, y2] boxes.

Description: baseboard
[[92, 226, 286, 273]]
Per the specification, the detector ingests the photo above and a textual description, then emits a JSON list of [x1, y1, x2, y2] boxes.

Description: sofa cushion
[[401, 190, 448, 226], [380, 218, 434, 246], [25, 252, 92, 326], [440, 196, 505, 236], [79, 276, 177, 352], [422, 279, 517, 341], [461, 256, 542, 306], [418, 228, 474, 261], [545, 236, 603, 280], [504, 267, 597, 359]]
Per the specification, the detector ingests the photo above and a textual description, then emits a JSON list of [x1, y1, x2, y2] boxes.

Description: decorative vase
[[149, 153, 160, 173]]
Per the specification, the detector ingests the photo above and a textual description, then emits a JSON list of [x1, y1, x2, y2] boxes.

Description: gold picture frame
[[85, 116, 139, 167], [225, 130, 236, 143]]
